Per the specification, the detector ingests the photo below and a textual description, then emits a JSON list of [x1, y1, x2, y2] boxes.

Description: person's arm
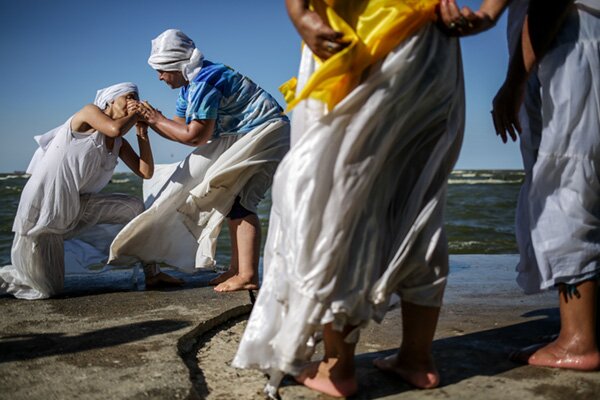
[[285, 0, 349, 60], [491, 0, 573, 142], [138, 101, 215, 147], [439, 0, 510, 36], [118, 123, 154, 179], [72, 103, 139, 137]]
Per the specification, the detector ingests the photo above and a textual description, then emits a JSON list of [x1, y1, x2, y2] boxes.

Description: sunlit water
[[0, 170, 523, 267]]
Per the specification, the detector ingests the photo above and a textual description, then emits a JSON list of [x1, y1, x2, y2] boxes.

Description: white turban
[[148, 29, 204, 82], [94, 82, 139, 110]]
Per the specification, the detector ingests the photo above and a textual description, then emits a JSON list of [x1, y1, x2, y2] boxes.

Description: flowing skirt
[[233, 23, 465, 376], [108, 120, 290, 272], [516, 6, 600, 292]]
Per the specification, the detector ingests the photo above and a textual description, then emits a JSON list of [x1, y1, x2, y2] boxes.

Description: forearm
[[136, 135, 154, 179], [479, 0, 510, 22], [106, 114, 139, 138], [151, 115, 209, 146], [286, 0, 309, 29]]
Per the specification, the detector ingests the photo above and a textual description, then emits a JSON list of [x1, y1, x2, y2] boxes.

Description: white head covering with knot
[[94, 82, 139, 110], [148, 29, 204, 82]]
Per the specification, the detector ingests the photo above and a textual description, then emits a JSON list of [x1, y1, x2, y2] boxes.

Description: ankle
[[236, 269, 257, 281], [322, 357, 355, 379], [555, 333, 599, 355]]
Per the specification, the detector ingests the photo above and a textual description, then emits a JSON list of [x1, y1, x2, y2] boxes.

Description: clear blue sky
[[0, 0, 521, 172]]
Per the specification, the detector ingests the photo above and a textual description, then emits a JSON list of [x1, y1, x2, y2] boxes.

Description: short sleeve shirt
[[175, 60, 288, 138]]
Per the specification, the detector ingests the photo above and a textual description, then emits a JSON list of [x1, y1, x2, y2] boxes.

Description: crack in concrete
[[177, 304, 253, 399]]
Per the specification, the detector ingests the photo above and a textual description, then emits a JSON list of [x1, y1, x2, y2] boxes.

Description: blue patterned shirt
[[175, 60, 288, 138]]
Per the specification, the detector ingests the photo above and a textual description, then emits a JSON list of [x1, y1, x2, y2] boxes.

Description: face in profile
[[157, 70, 187, 89], [108, 92, 139, 118]]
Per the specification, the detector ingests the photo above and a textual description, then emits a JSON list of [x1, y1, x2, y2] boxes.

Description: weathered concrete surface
[[194, 255, 600, 399], [0, 270, 252, 400], [1, 256, 599, 400]]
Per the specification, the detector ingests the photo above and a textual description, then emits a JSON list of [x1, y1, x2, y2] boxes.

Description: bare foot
[[213, 274, 258, 292], [145, 272, 185, 289], [295, 360, 358, 398], [208, 267, 236, 286], [373, 353, 440, 389], [526, 340, 600, 371]]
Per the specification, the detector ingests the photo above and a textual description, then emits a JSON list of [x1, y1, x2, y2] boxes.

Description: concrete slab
[[0, 270, 252, 400], [1, 256, 599, 399]]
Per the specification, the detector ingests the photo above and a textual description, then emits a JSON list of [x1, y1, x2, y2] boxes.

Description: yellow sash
[[281, 0, 439, 111]]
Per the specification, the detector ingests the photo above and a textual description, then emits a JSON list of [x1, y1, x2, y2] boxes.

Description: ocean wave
[[0, 174, 29, 181], [110, 178, 131, 184], [448, 178, 523, 185]]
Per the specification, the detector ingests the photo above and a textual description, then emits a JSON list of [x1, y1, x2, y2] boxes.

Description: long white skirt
[[0, 193, 144, 300], [233, 23, 465, 376], [108, 120, 290, 272], [515, 6, 600, 292]]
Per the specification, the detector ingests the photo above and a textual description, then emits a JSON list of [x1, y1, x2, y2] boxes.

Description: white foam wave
[[110, 178, 131, 184], [0, 174, 29, 181], [448, 178, 523, 185]]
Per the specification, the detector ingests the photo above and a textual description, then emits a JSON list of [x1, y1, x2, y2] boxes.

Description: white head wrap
[[94, 82, 139, 110], [148, 29, 204, 82]]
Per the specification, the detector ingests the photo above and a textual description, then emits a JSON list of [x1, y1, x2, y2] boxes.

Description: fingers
[[445, 0, 463, 23], [439, 0, 493, 36], [492, 102, 520, 144], [491, 107, 507, 144]]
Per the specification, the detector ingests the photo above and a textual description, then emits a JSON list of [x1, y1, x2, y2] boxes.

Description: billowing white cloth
[[108, 120, 290, 271], [515, 5, 600, 292], [0, 193, 144, 299], [94, 82, 138, 110], [148, 29, 204, 82], [233, 23, 464, 375]]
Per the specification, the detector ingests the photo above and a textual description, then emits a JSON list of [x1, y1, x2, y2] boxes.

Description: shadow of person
[[348, 307, 560, 399], [0, 319, 190, 364]]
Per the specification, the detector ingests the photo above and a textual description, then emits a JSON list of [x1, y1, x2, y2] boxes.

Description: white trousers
[[0, 193, 143, 300]]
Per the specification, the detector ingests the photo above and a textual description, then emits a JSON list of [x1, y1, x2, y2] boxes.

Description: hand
[[138, 101, 163, 126], [491, 80, 525, 143], [438, 0, 496, 37], [294, 10, 349, 60], [126, 99, 143, 116]]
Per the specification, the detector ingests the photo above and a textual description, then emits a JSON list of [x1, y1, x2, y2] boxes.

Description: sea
[[0, 170, 524, 267]]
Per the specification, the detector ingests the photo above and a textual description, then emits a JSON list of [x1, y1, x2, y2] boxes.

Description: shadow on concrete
[[0, 319, 190, 363], [348, 308, 559, 399]]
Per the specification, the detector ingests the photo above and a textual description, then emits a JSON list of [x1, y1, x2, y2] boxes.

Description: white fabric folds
[[515, 5, 600, 292], [148, 29, 204, 82], [233, 23, 464, 376], [94, 82, 138, 110], [108, 119, 290, 272]]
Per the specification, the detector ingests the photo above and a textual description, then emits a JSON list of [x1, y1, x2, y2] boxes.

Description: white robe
[[513, 3, 600, 292], [108, 119, 290, 272], [0, 120, 144, 299], [233, 23, 464, 376]]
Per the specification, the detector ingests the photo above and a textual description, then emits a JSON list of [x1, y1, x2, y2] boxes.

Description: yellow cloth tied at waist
[[281, 0, 439, 111]]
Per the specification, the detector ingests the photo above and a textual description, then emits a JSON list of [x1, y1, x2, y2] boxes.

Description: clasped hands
[[127, 99, 163, 139]]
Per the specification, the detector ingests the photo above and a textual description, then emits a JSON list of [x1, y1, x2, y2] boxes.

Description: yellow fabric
[[282, 0, 439, 111]]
